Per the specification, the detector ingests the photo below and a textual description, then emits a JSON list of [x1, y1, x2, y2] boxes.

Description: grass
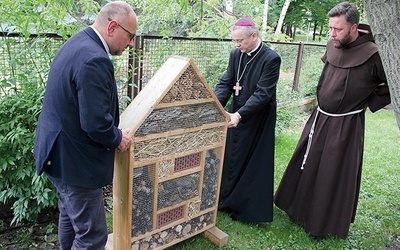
[[159, 108, 400, 250]]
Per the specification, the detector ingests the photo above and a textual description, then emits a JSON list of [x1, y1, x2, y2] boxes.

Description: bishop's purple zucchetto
[[235, 17, 256, 27]]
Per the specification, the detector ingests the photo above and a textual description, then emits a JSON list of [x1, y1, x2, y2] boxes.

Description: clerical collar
[[247, 40, 262, 56], [90, 26, 110, 55]]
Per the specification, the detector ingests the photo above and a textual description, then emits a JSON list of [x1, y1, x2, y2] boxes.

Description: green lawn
[[168, 109, 400, 250]]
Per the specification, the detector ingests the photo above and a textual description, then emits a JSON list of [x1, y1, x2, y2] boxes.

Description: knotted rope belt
[[300, 106, 364, 170]]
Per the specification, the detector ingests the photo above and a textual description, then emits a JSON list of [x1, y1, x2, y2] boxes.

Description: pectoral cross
[[233, 82, 242, 96]]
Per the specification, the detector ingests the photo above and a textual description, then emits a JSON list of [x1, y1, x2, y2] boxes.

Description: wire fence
[[0, 33, 326, 108], [0, 33, 64, 94]]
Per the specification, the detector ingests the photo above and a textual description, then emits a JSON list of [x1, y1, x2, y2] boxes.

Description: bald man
[[34, 1, 136, 248]]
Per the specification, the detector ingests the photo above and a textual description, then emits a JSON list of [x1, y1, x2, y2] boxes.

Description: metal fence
[[0, 33, 64, 93], [130, 36, 326, 97], [1, 33, 326, 105]]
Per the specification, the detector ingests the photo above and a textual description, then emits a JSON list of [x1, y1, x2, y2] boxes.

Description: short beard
[[334, 31, 352, 48]]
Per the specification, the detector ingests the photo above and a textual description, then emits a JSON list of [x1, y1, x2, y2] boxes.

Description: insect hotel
[[106, 56, 229, 249]]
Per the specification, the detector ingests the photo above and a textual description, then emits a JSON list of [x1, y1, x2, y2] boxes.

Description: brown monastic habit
[[274, 25, 391, 239]]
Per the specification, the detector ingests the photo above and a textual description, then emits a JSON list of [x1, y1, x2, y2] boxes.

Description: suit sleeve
[[75, 57, 122, 149]]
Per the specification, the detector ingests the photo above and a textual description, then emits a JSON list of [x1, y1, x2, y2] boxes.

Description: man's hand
[[227, 112, 241, 128], [117, 128, 133, 153]]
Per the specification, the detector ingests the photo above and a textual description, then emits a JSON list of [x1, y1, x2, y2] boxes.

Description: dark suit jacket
[[34, 27, 122, 189]]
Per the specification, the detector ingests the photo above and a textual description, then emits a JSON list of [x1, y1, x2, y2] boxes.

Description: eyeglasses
[[232, 33, 254, 44], [232, 38, 245, 44], [108, 18, 136, 41]]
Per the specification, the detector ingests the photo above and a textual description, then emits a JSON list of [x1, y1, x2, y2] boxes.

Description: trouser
[[47, 175, 108, 250]]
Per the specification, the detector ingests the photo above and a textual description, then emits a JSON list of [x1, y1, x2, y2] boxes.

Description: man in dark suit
[[34, 1, 135, 249]]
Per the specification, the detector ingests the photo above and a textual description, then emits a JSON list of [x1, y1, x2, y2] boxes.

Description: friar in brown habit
[[274, 2, 391, 239]]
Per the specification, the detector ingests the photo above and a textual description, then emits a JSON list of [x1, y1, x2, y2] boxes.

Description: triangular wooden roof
[[119, 56, 228, 136]]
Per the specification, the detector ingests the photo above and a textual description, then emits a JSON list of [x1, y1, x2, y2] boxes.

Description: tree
[[364, 0, 400, 129], [282, 0, 342, 41], [0, 0, 99, 38], [129, 0, 283, 39], [261, 0, 269, 40], [274, 0, 291, 37]]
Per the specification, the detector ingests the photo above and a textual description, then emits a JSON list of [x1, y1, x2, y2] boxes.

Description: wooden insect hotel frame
[[106, 56, 229, 249]]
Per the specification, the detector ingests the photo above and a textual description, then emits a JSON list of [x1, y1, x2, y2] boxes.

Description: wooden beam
[[203, 226, 228, 247]]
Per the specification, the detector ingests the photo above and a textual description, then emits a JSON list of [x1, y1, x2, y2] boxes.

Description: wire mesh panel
[[157, 173, 200, 210], [134, 102, 226, 137], [131, 164, 156, 238], [200, 149, 221, 211], [159, 65, 213, 102]]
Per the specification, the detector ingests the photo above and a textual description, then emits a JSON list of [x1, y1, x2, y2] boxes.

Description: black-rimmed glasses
[[108, 18, 136, 41]]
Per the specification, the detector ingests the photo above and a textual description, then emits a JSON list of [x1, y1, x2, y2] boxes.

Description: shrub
[[0, 86, 57, 225]]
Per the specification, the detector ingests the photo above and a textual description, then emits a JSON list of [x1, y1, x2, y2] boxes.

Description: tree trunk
[[364, 0, 400, 129], [312, 22, 317, 41], [225, 0, 233, 15], [274, 0, 291, 37], [293, 26, 296, 40], [261, 0, 269, 40]]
